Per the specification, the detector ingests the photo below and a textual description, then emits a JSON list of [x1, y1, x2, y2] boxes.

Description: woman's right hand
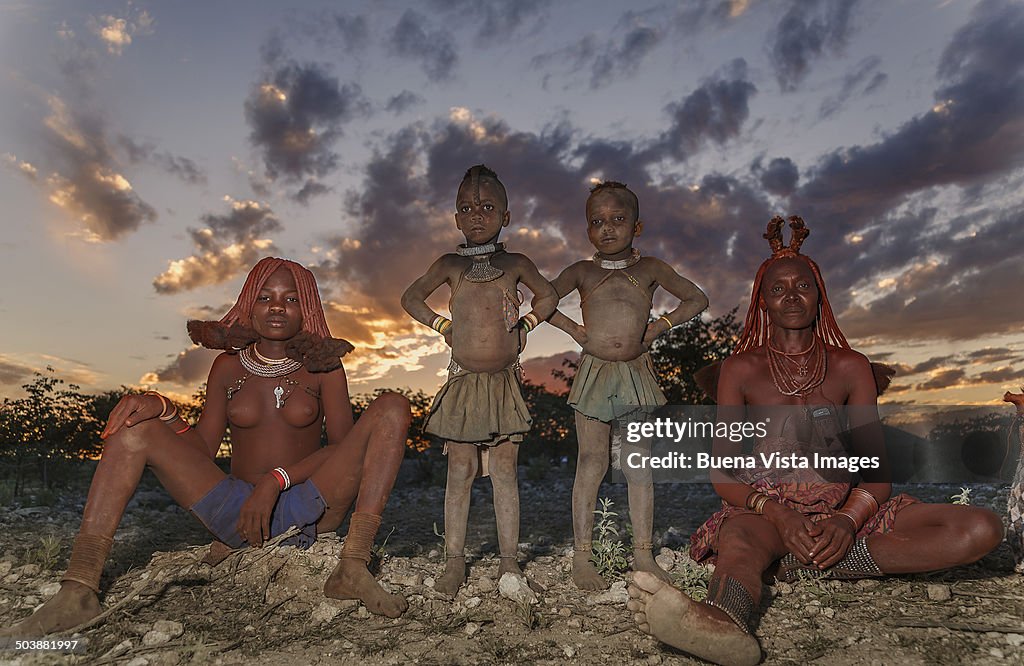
[[763, 502, 817, 564], [101, 393, 165, 440]]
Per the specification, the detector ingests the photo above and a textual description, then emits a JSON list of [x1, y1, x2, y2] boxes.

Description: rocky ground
[[0, 464, 1022, 665]]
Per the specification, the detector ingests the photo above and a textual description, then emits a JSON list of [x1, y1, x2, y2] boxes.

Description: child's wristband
[[657, 315, 673, 330], [430, 315, 452, 335], [519, 312, 539, 333]]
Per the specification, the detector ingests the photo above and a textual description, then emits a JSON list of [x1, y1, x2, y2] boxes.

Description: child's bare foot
[[324, 559, 407, 618], [497, 555, 524, 579], [627, 572, 761, 666], [435, 555, 467, 597], [572, 551, 610, 590], [0, 582, 101, 636], [632, 549, 672, 583]]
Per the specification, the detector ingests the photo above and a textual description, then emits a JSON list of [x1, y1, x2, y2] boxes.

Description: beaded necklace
[[231, 345, 304, 408], [766, 335, 826, 397], [457, 242, 505, 282]]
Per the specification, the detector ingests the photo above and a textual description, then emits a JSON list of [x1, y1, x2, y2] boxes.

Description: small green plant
[[372, 526, 396, 562], [25, 535, 62, 570], [513, 598, 540, 630], [591, 497, 628, 580], [433, 522, 446, 559], [673, 564, 711, 601], [950, 487, 972, 505]]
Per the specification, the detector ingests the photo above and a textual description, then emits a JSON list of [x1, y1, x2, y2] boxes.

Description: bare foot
[[0, 582, 100, 636], [632, 550, 672, 584], [627, 572, 761, 666], [435, 556, 467, 597], [324, 559, 407, 618], [497, 556, 523, 579], [572, 551, 610, 590]]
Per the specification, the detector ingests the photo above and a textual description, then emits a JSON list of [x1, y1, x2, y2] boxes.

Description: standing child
[[550, 181, 709, 590], [402, 165, 557, 595]]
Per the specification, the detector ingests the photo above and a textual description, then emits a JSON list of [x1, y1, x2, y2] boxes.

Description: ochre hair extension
[[187, 257, 352, 372], [734, 216, 849, 353]]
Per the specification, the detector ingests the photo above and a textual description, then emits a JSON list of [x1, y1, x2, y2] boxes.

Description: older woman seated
[[627, 218, 1003, 666]]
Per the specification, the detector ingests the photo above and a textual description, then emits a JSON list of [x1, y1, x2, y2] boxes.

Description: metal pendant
[[464, 256, 503, 282], [274, 385, 285, 409]]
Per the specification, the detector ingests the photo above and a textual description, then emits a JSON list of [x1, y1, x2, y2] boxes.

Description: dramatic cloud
[[785, 0, 1024, 341], [531, 10, 662, 89], [118, 136, 206, 185], [141, 347, 219, 386], [915, 368, 966, 391], [385, 90, 424, 114], [245, 57, 370, 198], [429, 0, 545, 44], [87, 9, 154, 55], [0, 356, 36, 386], [769, 0, 860, 92], [819, 55, 887, 119], [390, 10, 458, 82], [674, 0, 753, 33], [753, 156, 799, 196], [153, 197, 280, 294], [2, 153, 38, 181], [36, 95, 157, 241], [656, 59, 757, 160]]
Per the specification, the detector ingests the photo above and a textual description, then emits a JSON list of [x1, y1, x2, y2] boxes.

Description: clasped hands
[[769, 505, 856, 570]]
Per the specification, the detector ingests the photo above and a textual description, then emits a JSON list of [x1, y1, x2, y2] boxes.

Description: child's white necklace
[[593, 248, 640, 270]]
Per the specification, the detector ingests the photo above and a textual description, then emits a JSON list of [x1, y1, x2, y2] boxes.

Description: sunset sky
[[1, 0, 1021, 406]]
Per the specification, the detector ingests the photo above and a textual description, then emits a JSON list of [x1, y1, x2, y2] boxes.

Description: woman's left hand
[[236, 476, 281, 547], [806, 516, 856, 569]]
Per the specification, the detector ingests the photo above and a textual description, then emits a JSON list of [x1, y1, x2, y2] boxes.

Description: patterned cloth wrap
[[690, 415, 917, 563], [424, 359, 531, 445], [190, 475, 327, 549]]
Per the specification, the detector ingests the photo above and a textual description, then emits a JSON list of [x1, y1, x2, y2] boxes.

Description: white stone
[[152, 619, 184, 639], [37, 582, 61, 597], [356, 606, 370, 619], [424, 577, 436, 588], [311, 601, 342, 624], [19, 564, 40, 577], [1005, 634, 1024, 647], [22, 595, 38, 607], [588, 580, 629, 605], [558, 607, 572, 617], [464, 596, 482, 608], [988, 648, 1004, 659], [126, 658, 149, 666], [655, 553, 675, 571], [141, 629, 172, 647], [0, 561, 12, 576], [563, 646, 576, 658], [498, 572, 537, 605], [926, 584, 952, 602], [464, 622, 481, 636], [477, 576, 495, 593], [567, 618, 583, 629]]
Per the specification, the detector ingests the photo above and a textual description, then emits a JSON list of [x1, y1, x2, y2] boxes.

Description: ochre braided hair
[[187, 257, 352, 372], [734, 216, 849, 353]]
